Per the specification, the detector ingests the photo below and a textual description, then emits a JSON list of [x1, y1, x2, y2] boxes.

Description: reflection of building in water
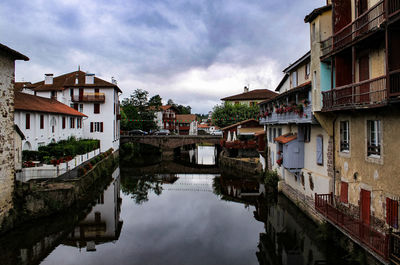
[[220, 177, 265, 200], [256, 196, 327, 265], [63, 168, 123, 252], [155, 174, 178, 184], [162, 174, 216, 193], [187, 146, 216, 165]]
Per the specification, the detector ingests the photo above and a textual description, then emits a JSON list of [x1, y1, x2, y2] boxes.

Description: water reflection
[[183, 145, 217, 165], [62, 168, 123, 252]]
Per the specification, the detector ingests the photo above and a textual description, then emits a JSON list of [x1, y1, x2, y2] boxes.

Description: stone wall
[[0, 53, 15, 226], [219, 152, 262, 177]]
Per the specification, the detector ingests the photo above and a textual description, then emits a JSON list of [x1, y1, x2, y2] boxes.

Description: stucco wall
[[0, 53, 15, 224], [335, 107, 400, 222]]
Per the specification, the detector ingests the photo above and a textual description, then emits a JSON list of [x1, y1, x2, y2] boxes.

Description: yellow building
[[311, 0, 400, 262]]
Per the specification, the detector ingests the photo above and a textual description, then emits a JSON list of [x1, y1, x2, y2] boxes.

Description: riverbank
[[0, 150, 119, 235], [219, 151, 263, 177]]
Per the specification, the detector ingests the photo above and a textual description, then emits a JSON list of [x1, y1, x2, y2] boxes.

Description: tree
[[149, 95, 162, 108], [121, 89, 158, 132], [211, 102, 259, 128], [167, 99, 174, 105]]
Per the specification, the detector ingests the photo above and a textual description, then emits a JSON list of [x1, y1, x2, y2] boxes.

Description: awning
[[274, 133, 297, 144]]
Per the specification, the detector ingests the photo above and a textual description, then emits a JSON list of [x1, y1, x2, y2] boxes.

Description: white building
[[14, 92, 86, 151], [25, 71, 122, 151]]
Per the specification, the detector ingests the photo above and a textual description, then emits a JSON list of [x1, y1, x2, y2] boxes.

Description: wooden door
[[79, 88, 84, 101], [359, 55, 370, 103], [360, 189, 371, 225]]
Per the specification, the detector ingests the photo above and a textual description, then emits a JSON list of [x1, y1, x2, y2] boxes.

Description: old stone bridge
[[120, 135, 222, 159]]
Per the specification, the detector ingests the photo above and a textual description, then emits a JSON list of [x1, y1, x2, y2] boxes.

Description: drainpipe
[[332, 115, 338, 205]]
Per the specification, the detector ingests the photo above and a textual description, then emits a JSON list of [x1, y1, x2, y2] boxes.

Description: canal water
[[0, 146, 362, 265]]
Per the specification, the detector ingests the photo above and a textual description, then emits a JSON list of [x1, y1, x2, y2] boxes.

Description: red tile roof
[[15, 92, 87, 117], [176, 114, 197, 122], [221, 89, 278, 101], [274, 133, 297, 144], [0, 43, 29, 61], [27, 70, 122, 93], [14, 82, 32, 92]]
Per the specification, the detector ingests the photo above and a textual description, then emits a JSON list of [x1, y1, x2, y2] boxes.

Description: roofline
[[14, 125, 25, 140], [221, 89, 278, 101], [14, 108, 87, 117], [0, 43, 29, 61], [304, 4, 332, 23], [260, 81, 311, 105], [221, 118, 258, 131], [282, 51, 311, 73]]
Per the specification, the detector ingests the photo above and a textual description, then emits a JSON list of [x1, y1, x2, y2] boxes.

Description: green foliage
[[211, 102, 259, 128], [166, 98, 191, 114], [23, 138, 100, 162], [264, 170, 279, 188], [120, 175, 163, 204], [121, 89, 158, 132]]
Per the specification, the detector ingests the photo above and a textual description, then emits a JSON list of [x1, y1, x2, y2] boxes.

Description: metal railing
[[322, 76, 387, 110], [390, 69, 400, 97], [333, 0, 385, 51], [315, 193, 389, 260], [259, 105, 312, 124], [72, 93, 105, 102], [388, 0, 400, 17]]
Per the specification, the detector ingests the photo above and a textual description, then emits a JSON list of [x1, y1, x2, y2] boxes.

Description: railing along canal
[[315, 193, 389, 261]]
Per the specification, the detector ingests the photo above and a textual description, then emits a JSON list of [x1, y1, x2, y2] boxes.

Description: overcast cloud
[[1, 0, 325, 113]]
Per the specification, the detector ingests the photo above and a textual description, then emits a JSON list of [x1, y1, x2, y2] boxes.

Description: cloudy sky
[[1, 0, 325, 113]]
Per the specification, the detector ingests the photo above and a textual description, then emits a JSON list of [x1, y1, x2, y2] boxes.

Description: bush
[[22, 150, 40, 161], [265, 170, 279, 189]]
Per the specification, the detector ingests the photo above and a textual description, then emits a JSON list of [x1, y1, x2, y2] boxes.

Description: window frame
[[367, 120, 381, 157], [40, 114, 44, 129], [340, 121, 350, 153], [25, 113, 30, 130], [94, 103, 100, 114], [316, 135, 324, 166]]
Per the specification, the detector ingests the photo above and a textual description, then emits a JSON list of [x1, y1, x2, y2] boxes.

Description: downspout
[[332, 115, 338, 204]]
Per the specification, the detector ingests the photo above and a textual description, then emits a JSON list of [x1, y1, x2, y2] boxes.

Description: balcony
[[390, 69, 400, 97], [322, 76, 387, 111], [72, 93, 105, 103], [388, 0, 400, 19], [331, 0, 385, 55], [315, 193, 389, 261], [259, 105, 313, 125]]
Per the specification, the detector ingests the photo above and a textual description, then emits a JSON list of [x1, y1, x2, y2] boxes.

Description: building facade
[[260, 52, 333, 198], [26, 71, 121, 151], [176, 114, 198, 135], [14, 92, 86, 151], [0, 43, 28, 226]]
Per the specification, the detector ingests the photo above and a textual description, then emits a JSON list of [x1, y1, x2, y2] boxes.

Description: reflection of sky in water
[[40, 174, 264, 265], [189, 146, 216, 165]]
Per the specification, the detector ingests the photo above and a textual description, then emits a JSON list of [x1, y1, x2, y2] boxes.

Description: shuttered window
[[25, 113, 30, 129], [70, 118, 75, 129], [387, 198, 399, 229], [340, 182, 348, 203], [90, 122, 94, 132], [40, 115, 44, 129], [316, 135, 323, 165], [62, 117, 66, 129], [90, 122, 103, 132]]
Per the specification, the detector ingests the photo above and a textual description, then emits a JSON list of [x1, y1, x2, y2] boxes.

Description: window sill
[[339, 151, 351, 158], [365, 154, 383, 165]]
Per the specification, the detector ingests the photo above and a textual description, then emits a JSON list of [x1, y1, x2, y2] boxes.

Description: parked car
[[211, 130, 223, 136], [154, 129, 170, 135], [128, 129, 148, 136]]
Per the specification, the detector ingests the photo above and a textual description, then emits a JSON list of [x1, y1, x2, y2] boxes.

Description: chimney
[[44, 74, 53, 85], [244, 86, 249, 93], [111, 77, 117, 85], [85, 73, 94, 84], [75, 73, 79, 84]]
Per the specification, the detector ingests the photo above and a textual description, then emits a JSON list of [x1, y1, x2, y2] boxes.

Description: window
[[300, 124, 311, 142], [70, 88, 74, 98], [386, 198, 399, 229], [291, 71, 298, 88], [25, 113, 30, 129], [62, 117, 66, 129], [94, 103, 100, 114], [51, 91, 56, 99], [367, 120, 381, 156], [278, 128, 282, 137], [73, 103, 78, 111], [312, 23, 316, 42], [95, 88, 100, 93], [40, 115, 44, 129], [90, 122, 103, 132], [306, 63, 310, 78], [340, 182, 348, 203], [316, 135, 323, 165], [340, 121, 350, 152], [250, 102, 255, 107], [77, 118, 82, 129], [269, 128, 272, 142], [70, 117, 75, 129], [79, 104, 83, 112]]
